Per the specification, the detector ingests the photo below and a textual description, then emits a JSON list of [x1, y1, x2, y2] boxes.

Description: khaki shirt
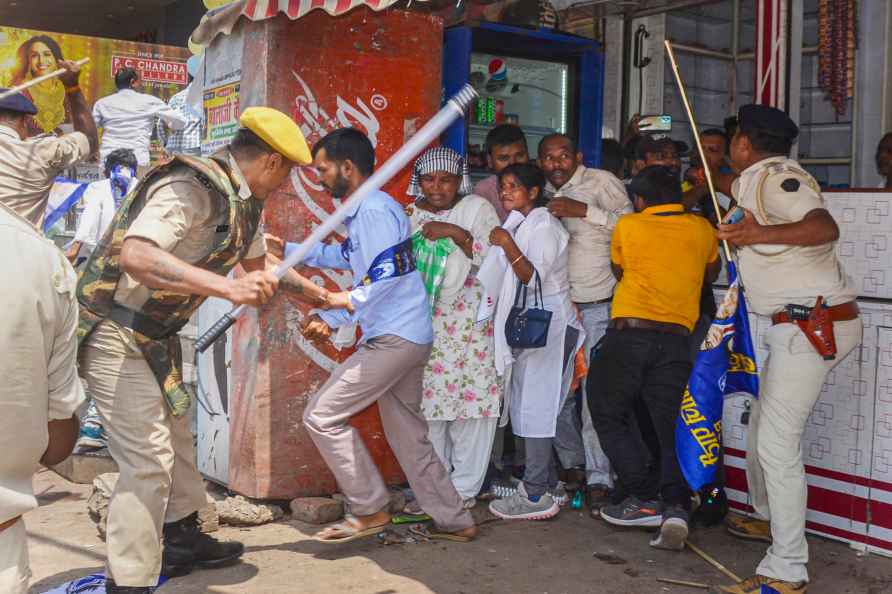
[[732, 156, 856, 316], [547, 166, 633, 303], [0, 202, 85, 523], [117, 152, 266, 310], [0, 125, 91, 227], [86, 153, 266, 354]]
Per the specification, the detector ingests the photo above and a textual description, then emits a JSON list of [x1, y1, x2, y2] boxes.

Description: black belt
[[608, 317, 690, 336], [575, 296, 612, 306]]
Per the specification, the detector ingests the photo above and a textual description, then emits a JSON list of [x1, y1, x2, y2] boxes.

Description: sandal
[[408, 524, 477, 543], [314, 518, 389, 544], [403, 500, 424, 515]]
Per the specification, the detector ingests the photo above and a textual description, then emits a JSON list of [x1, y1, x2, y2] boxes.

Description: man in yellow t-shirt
[[587, 165, 720, 551]]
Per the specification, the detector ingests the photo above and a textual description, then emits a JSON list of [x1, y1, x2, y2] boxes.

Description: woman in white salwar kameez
[[405, 147, 503, 510], [486, 163, 584, 521]]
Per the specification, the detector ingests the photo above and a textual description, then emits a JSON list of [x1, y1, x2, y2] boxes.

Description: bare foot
[[450, 525, 479, 540]]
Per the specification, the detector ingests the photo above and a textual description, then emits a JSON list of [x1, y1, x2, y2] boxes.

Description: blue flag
[[40, 573, 167, 593], [43, 177, 88, 238], [676, 261, 759, 491]]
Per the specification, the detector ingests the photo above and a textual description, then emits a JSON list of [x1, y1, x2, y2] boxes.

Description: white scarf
[[477, 208, 557, 376]]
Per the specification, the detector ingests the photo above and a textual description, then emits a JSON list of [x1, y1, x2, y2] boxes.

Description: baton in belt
[[195, 84, 479, 353]]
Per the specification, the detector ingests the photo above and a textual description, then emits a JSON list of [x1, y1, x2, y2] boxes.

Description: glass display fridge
[[442, 23, 605, 181]]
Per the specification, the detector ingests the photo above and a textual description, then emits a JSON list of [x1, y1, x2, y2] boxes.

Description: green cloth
[[411, 230, 456, 311]]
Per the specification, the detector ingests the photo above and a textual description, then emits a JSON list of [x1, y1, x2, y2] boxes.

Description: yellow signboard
[[0, 26, 190, 140]]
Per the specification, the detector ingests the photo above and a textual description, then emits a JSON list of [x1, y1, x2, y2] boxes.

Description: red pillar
[[227, 8, 444, 498]]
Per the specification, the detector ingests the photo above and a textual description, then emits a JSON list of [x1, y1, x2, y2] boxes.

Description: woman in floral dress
[[406, 147, 502, 508]]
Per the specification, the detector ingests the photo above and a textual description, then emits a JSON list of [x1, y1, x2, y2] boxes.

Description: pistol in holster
[[785, 296, 837, 360]]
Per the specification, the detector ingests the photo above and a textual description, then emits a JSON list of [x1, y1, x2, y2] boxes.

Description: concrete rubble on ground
[[216, 495, 285, 526]]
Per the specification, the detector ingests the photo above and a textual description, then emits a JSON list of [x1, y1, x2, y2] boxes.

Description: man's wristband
[[64, 85, 81, 95]]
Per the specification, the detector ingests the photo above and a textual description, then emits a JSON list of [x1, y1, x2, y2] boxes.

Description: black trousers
[[587, 328, 692, 508]]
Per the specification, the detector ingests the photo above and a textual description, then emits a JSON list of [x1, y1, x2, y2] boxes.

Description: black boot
[[105, 580, 153, 593], [161, 512, 244, 578]]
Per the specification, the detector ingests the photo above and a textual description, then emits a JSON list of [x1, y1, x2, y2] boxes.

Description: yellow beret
[[239, 107, 311, 165]]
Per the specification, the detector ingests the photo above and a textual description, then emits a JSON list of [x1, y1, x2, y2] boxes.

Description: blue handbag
[[505, 272, 552, 349]]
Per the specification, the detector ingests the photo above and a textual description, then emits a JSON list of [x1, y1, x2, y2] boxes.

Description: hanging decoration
[[818, 0, 857, 118]]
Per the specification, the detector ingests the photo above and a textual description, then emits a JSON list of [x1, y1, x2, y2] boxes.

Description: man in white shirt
[[539, 133, 632, 508], [67, 148, 138, 267], [0, 201, 84, 594], [93, 68, 186, 169]]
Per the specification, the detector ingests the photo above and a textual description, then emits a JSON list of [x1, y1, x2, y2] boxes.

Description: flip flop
[[408, 524, 475, 543], [391, 513, 432, 525], [314, 520, 389, 544]]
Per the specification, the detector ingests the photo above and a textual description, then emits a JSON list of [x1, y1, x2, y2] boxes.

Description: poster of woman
[[10, 35, 70, 135], [0, 26, 190, 143]]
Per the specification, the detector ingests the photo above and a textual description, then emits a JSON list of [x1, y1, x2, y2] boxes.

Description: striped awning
[[190, 0, 401, 52], [242, 0, 400, 21]]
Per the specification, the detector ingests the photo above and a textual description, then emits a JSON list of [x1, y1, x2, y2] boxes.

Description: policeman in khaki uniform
[[715, 105, 861, 594], [1, 200, 84, 594], [77, 108, 330, 593]]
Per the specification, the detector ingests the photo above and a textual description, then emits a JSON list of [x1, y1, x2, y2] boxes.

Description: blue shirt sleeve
[[318, 307, 353, 329], [346, 207, 406, 316], [286, 240, 351, 270]]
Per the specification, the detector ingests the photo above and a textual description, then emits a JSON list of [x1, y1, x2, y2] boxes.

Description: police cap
[[239, 107, 312, 165], [0, 90, 37, 115], [737, 104, 798, 140]]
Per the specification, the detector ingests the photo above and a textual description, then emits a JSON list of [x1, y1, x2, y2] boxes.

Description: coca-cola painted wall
[[197, 8, 444, 498]]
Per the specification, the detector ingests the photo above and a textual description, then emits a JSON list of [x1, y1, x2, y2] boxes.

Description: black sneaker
[[161, 512, 244, 577], [650, 505, 689, 550], [599, 495, 663, 527], [106, 581, 153, 593]]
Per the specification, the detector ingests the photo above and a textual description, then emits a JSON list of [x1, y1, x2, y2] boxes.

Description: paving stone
[[290, 497, 344, 525]]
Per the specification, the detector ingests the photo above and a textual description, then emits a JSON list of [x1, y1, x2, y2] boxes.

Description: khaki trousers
[[746, 317, 862, 583], [304, 335, 474, 532], [80, 321, 208, 587], [0, 519, 29, 594]]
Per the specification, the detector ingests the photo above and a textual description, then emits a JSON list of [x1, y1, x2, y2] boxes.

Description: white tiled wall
[[826, 192, 892, 300], [721, 297, 892, 555]]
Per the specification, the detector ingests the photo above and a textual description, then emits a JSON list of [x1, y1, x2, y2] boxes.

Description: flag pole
[[663, 40, 732, 261], [0, 58, 90, 101]]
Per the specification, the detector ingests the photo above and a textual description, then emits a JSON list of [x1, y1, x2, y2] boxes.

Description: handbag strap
[[532, 272, 544, 308], [513, 277, 527, 309], [513, 271, 545, 310]]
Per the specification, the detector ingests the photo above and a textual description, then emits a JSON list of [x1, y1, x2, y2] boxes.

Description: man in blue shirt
[[287, 128, 477, 543]]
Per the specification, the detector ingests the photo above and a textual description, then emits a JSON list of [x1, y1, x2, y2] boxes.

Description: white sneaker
[[649, 506, 689, 551], [488, 478, 567, 505], [488, 483, 560, 521], [551, 481, 569, 507]]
